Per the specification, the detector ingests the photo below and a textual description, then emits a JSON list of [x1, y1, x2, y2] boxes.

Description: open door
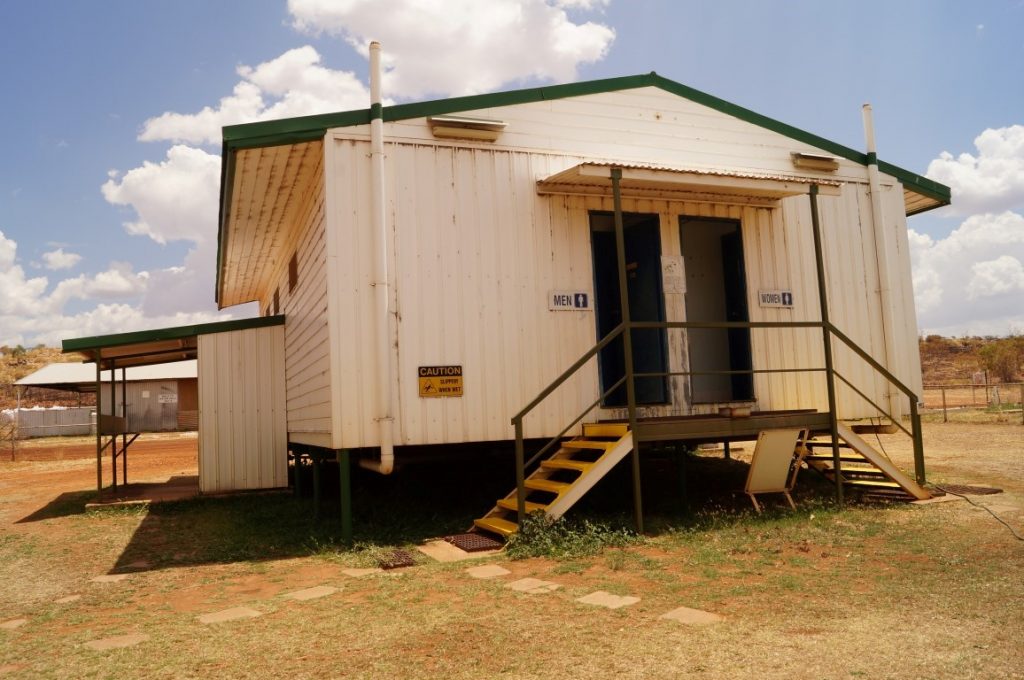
[[680, 217, 754, 403], [590, 212, 668, 407]]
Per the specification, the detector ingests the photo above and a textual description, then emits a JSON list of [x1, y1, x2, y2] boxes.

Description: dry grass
[[0, 421, 1021, 679]]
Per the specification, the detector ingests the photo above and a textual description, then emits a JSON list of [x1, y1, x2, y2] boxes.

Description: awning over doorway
[[537, 162, 842, 205]]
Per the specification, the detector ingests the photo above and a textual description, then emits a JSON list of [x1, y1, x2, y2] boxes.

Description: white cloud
[[926, 124, 1024, 215], [101, 145, 220, 246], [139, 47, 371, 146], [288, 0, 615, 99], [41, 248, 82, 270], [910, 211, 1024, 336]]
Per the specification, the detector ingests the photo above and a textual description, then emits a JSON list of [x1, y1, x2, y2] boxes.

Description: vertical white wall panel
[[257, 154, 332, 446], [198, 325, 287, 492]]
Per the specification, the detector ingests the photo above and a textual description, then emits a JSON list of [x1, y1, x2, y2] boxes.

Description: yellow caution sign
[[418, 365, 463, 398]]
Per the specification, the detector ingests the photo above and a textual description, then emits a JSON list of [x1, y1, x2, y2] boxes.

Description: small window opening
[[288, 252, 298, 292]]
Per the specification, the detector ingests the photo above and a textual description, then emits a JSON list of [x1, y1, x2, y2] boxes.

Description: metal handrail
[[509, 317, 928, 523]]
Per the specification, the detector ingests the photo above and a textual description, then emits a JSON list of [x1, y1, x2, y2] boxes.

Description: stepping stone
[[660, 606, 725, 625], [576, 591, 640, 609], [341, 568, 383, 578], [418, 540, 501, 563], [196, 607, 262, 624], [283, 585, 337, 601], [123, 560, 151, 571], [507, 578, 560, 594], [466, 564, 511, 579], [91, 574, 129, 583], [84, 633, 149, 651], [55, 595, 82, 604], [0, 619, 27, 630]]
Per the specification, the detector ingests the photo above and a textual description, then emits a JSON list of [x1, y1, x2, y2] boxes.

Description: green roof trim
[[216, 72, 951, 301], [62, 315, 285, 353]]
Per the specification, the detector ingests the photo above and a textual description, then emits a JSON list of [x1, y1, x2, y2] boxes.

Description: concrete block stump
[[84, 634, 149, 651], [660, 606, 725, 625], [283, 585, 338, 601], [466, 564, 511, 579], [197, 607, 262, 625], [0, 619, 27, 630], [576, 591, 640, 609], [507, 578, 560, 594]]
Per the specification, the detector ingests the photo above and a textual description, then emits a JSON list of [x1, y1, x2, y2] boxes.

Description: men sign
[[418, 365, 463, 398], [548, 290, 592, 311]]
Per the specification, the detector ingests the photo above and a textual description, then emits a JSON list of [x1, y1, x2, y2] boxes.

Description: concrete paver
[[417, 540, 502, 563], [196, 607, 262, 624], [0, 619, 27, 631], [83, 634, 149, 651], [507, 578, 560, 594], [466, 564, 511, 579], [576, 591, 640, 609], [341, 568, 383, 578], [283, 585, 338, 601], [660, 606, 725, 625], [91, 574, 129, 583]]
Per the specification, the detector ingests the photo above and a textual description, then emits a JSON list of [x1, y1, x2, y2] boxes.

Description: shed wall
[[259, 151, 332, 447], [198, 326, 287, 492], [322, 86, 921, 447], [328, 141, 919, 447]]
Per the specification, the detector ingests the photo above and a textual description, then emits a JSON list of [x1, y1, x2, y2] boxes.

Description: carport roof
[[15, 360, 197, 392], [61, 315, 284, 370]]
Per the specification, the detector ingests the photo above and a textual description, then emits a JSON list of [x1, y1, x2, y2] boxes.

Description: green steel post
[[910, 400, 926, 484], [514, 419, 526, 523], [809, 185, 844, 505], [312, 453, 321, 521], [337, 449, 352, 543], [121, 367, 127, 486], [95, 351, 102, 493], [110, 358, 117, 492], [612, 168, 644, 533]]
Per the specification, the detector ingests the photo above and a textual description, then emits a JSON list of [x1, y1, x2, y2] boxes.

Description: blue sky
[[1, 0, 1022, 346]]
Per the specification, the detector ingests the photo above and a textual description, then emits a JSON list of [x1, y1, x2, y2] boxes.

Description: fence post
[[1020, 384, 1023, 426], [941, 387, 947, 423]]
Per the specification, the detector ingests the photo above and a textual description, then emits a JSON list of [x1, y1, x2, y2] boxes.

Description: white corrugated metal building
[[215, 72, 947, 454], [63, 70, 951, 531]]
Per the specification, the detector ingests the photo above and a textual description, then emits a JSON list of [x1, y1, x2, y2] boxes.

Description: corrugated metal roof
[[16, 360, 197, 387], [537, 162, 842, 203]]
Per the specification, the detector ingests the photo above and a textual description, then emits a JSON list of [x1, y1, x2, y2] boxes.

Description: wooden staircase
[[804, 422, 930, 501], [473, 423, 633, 539]]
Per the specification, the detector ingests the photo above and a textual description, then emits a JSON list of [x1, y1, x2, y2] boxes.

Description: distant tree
[[8, 345, 27, 366], [979, 336, 1024, 382]]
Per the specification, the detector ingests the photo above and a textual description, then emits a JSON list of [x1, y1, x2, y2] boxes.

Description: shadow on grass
[[101, 445, 859, 573], [16, 489, 96, 523]]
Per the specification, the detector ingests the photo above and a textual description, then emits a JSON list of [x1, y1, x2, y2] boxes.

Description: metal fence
[[0, 407, 95, 438], [921, 382, 1024, 424]]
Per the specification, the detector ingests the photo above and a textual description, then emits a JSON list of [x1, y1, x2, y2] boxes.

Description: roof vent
[[791, 152, 840, 172], [428, 115, 507, 141]]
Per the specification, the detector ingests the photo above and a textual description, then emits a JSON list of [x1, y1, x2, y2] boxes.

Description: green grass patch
[[504, 512, 639, 560]]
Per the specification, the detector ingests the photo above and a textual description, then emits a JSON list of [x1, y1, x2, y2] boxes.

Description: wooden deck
[[603, 409, 832, 445]]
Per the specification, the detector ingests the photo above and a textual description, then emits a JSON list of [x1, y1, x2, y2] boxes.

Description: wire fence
[[921, 382, 1024, 424]]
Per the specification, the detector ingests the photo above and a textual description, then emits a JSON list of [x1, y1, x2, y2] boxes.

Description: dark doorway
[[590, 212, 668, 407], [679, 217, 754, 403]]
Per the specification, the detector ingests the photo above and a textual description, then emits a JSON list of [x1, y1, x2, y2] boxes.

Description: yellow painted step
[[843, 479, 902, 489], [541, 459, 592, 472], [473, 517, 518, 538], [525, 478, 571, 494], [497, 498, 548, 513], [583, 423, 629, 438], [563, 439, 615, 451]]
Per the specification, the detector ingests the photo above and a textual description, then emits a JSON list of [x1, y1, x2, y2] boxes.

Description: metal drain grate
[[377, 549, 417, 570], [443, 533, 504, 552], [939, 484, 1003, 496]]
